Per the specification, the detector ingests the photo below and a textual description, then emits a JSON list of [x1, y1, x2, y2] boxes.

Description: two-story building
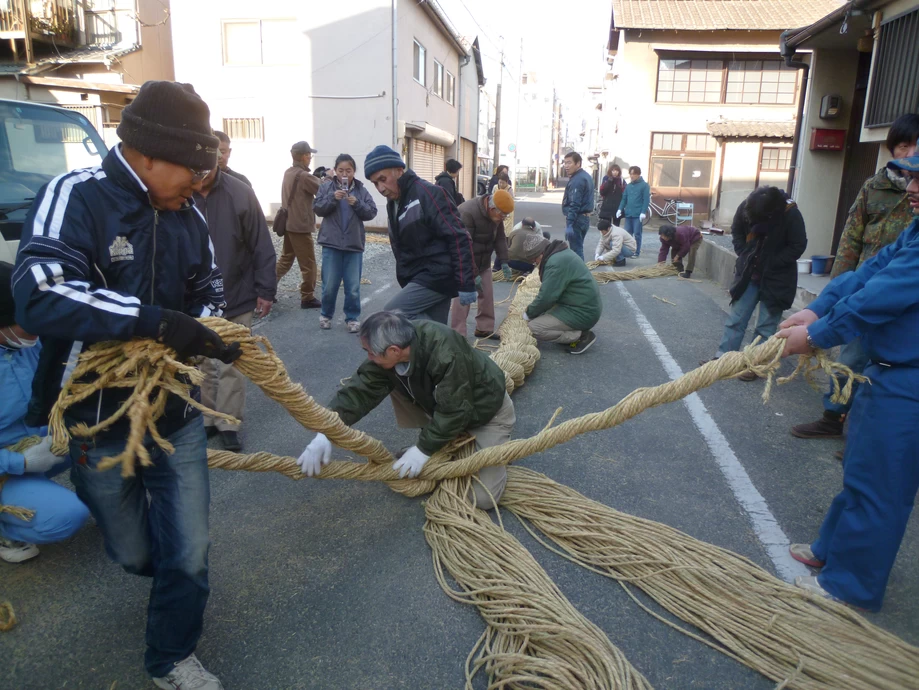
[[0, 0, 175, 144], [606, 0, 840, 224], [170, 0, 482, 225]]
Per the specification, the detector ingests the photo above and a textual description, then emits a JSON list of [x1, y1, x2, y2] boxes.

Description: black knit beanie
[[0, 261, 14, 328], [117, 81, 219, 170]]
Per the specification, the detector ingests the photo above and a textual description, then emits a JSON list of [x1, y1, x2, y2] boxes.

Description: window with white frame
[[433, 60, 444, 98], [656, 56, 798, 105], [222, 117, 265, 142], [760, 146, 792, 172], [222, 19, 297, 66], [413, 40, 426, 85], [445, 71, 455, 105]]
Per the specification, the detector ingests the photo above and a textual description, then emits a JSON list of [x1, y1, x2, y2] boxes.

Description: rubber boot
[[791, 411, 845, 439]]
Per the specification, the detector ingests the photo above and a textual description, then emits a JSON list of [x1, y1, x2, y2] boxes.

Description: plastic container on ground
[[810, 255, 835, 276], [797, 259, 812, 274]]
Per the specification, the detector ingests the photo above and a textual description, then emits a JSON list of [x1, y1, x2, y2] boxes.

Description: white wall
[[719, 141, 761, 224], [610, 30, 800, 219], [171, 0, 464, 227], [792, 48, 859, 256]]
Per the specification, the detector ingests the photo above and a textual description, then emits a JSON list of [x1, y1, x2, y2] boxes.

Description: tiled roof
[[612, 0, 845, 31], [706, 120, 796, 138]]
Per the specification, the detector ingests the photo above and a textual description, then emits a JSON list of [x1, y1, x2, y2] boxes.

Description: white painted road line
[[615, 282, 808, 582], [361, 280, 394, 307]]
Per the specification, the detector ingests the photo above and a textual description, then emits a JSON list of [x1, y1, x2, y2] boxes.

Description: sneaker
[[153, 654, 224, 690], [791, 411, 844, 439], [794, 575, 865, 610], [474, 329, 500, 340], [301, 298, 321, 309], [738, 370, 759, 382], [679, 271, 692, 279], [699, 356, 719, 367], [220, 430, 241, 452], [613, 258, 626, 267], [319, 316, 332, 330], [789, 543, 825, 569], [568, 330, 597, 355], [0, 537, 39, 564], [346, 320, 361, 334]]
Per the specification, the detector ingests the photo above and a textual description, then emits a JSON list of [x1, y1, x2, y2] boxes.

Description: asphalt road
[[3, 190, 917, 689]]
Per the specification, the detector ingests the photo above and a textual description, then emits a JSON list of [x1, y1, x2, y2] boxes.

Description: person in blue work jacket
[[561, 152, 594, 260], [776, 150, 919, 612], [13, 81, 239, 690], [617, 166, 651, 257], [0, 261, 89, 564]]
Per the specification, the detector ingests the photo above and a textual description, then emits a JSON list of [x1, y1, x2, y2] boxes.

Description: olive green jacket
[[831, 168, 912, 277], [328, 321, 507, 455], [525, 248, 602, 331]]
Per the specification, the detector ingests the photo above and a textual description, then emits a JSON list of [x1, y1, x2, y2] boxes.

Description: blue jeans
[[565, 215, 590, 260], [70, 418, 211, 677], [812, 364, 919, 611], [0, 469, 89, 544], [716, 283, 783, 356], [321, 247, 363, 322], [615, 245, 636, 264], [623, 217, 643, 256], [824, 338, 869, 416]]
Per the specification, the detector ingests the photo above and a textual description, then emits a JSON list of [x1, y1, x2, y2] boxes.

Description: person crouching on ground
[[595, 218, 637, 266], [658, 223, 702, 278], [296, 311, 515, 508], [451, 189, 515, 339], [0, 261, 89, 564], [497, 217, 551, 275], [520, 235, 602, 354], [314, 153, 378, 333]]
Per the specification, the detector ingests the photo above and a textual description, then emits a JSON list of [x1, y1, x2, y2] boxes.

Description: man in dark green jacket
[[296, 311, 515, 508], [520, 235, 602, 354]]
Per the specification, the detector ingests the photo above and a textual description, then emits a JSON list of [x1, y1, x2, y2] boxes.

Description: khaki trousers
[[390, 390, 516, 509], [684, 238, 702, 273], [201, 311, 253, 432], [276, 231, 317, 301], [450, 267, 495, 336], [527, 313, 582, 345]]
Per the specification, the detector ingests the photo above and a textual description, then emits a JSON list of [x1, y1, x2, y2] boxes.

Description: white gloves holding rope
[[297, 435, 431, 479], [22, 436, 67, 474]]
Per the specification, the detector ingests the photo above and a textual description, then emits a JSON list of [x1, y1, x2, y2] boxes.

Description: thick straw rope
[[0, 601, 16, 632], [494, 262, 679, 284], [500, 466, 919, 690], [425, 475, 653, 689]]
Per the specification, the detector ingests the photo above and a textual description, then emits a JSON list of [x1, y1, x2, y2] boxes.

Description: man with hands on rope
[[298, 311, 515, 509], [13, 81, 238, 689], [775, 151, 919, 613]]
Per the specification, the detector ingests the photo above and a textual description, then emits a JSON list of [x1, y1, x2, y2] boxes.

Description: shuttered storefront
[[459, 138, 475, 199], [411, 139, 445, 183]]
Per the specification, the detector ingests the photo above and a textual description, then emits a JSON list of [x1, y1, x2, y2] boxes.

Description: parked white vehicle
[[0, 99, 107, 264]]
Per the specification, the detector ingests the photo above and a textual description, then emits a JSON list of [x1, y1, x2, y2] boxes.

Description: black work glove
[[673, 259, 684, 272], [158, 309, 241, 364]]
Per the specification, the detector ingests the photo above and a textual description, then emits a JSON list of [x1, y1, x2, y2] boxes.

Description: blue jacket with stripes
[[12, 145, 225, 441]]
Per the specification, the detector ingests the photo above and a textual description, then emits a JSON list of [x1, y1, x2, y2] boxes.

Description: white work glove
[[392, 445, 430, 479], [22, 436, 66, 474], [297, 433, 332, 477], [639, 213, 646, 222], [615, 210, 622, 219], [594, 254, 602, 262], [522, 312, 530, 322]]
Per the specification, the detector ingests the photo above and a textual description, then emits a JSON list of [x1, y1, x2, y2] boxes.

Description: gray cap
[[291, 141, 317, 155]]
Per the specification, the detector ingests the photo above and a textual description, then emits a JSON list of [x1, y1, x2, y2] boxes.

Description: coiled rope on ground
[[494, 262, 679, 284], [14, 273, 919, 690]]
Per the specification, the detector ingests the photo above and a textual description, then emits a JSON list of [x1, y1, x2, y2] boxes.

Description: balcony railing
[[0, 0, 78, 45]]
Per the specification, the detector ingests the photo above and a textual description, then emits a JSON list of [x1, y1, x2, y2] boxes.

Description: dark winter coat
[[598, 175, 625, 219], [657, 225, 702, 264], [562, 168, 594, 224], [328, 320, 507, 455], [435, 171, 465, 206], [225, 166, 252, 188], [729, 195, 807, 311], [13, 144, 226, 441], [314, 177, 378, 252], [386, 169, 476, 297], [457, 196, 509, 272], [193, 170, 277, 319]]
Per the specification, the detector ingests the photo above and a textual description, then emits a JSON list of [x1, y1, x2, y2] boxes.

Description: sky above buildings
[[442, 0, 611, 101]]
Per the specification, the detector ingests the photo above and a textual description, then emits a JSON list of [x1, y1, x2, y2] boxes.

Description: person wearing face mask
[[13, 81, 238, 689], [0, 262, 89, 564]]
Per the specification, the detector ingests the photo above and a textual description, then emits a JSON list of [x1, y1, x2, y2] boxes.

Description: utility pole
[[492, 40, 504, 173], [514, 37, 523, 183]]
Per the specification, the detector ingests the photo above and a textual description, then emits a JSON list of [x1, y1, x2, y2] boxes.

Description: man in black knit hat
[[14, 80, 236, 690]]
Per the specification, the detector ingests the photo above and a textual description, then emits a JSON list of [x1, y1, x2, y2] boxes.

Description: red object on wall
[[810, 128, 847, 151]]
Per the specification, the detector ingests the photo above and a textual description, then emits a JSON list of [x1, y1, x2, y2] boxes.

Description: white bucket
[[797, 259, 812, 274]]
